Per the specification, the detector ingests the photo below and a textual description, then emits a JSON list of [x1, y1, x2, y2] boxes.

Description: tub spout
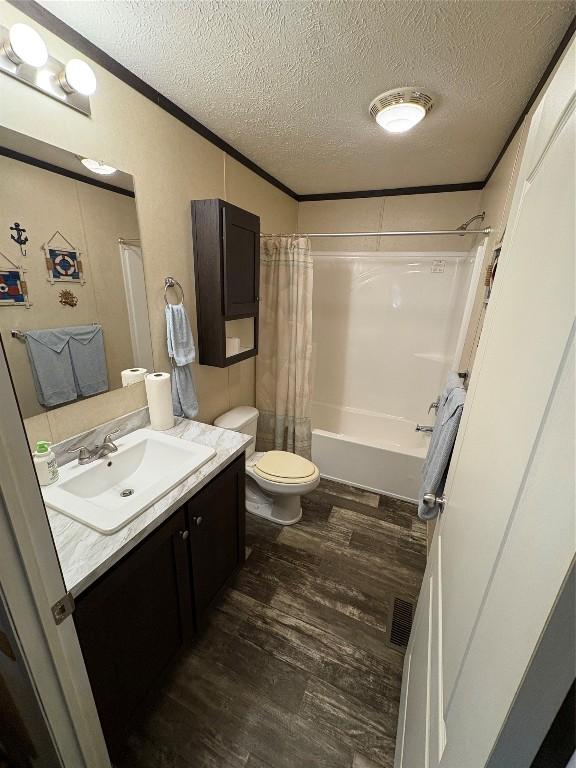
[[416, 424, 434, 433]]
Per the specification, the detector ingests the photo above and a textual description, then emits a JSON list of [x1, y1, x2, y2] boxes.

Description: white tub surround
[[48, 417, 251, 597], [311, 251, 473, 425], [311, 402, 429, 501], [310, 250, 472, 500]]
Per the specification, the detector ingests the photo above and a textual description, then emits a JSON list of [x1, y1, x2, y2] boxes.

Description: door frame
[[0, 340, 111, 768]]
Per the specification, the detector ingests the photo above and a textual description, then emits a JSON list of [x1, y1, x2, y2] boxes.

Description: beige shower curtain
[[256, 236, 313, 458]]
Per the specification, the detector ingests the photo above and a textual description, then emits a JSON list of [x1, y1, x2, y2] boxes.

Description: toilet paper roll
[[226, 336, 241, 357], [121, 367, 148, 387], [145, 372, 174, 431]]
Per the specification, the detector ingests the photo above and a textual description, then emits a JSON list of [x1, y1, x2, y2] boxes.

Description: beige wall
[[0, 4, 297, 444], [459, 127, 528, 371], [0, 155, 140, 417], [298, 190, 483, 252]]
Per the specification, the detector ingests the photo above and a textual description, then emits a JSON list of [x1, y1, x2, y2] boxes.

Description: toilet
[[214, 406, 320, 525]]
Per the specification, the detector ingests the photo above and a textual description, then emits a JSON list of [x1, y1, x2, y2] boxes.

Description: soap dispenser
[[33, 441, 59, 486]]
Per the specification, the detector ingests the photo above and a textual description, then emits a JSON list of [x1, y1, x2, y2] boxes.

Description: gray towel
[[25, 325, 108, 407], [165, 304, 198, 419], [67, 326, 108, 397], [422, 372, 465, 477], [171, 365, 199, 419], [25, 329, 77, 407], [165, 304, 195, 366], [418, 385, 466, 520]]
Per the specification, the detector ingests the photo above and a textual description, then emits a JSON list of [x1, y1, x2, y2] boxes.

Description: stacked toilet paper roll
[[226, 336, 241, 357], [145, 372, 174, 431], [121, 367, 148, 387]]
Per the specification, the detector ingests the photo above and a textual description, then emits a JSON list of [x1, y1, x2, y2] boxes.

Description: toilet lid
[[254, 450, 317, 483]]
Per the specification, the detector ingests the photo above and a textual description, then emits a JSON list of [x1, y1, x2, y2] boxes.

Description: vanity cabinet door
[[187, 454, 246, 626], [73, 508, 193, 755]]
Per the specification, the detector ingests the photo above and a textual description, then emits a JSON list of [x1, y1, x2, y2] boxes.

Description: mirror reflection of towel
[[25, 325, 108, 407]]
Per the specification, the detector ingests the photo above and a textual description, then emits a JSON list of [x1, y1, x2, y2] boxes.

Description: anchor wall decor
[[10, 222, 28, 258]]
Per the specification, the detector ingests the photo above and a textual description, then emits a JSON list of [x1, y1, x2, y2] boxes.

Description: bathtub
[[311, 402, 430, 502]]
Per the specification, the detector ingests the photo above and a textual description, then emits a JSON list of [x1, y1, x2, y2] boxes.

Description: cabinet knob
[[194, 516, 203, 527], [180, 530, 189, 540]]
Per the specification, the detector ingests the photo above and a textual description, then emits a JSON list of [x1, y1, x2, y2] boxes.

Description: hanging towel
[[418, 385, 466, 520], [165, 304, 195, 366], [422, 372, 465, 478], [171, 365, 199, 419], [165, 303, 198, 419], [25, 325, 108, 407], [67, 325, 108, 397], [25, 329, 77, 407]]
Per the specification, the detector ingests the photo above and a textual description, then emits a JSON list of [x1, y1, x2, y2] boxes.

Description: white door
[[395, 38, 576, 768], [119, 242, 154, 371]]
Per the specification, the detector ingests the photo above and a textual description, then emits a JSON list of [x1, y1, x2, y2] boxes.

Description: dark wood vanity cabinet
[[188, 452, 246, 626], [73, 454, 245, 756], [73, 508, 193, 754], [191, 198, 260, 367]]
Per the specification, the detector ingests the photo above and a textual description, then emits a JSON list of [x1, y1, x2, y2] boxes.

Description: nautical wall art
[[44, 231, 85, 285], [0, 250, 30, 308]]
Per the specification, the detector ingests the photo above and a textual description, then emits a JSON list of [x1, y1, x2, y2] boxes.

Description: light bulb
[[375, 102, 426, 133], [80, 158, 116, 175], [60, 59, 97, 96], [5, 23, 48, 68]]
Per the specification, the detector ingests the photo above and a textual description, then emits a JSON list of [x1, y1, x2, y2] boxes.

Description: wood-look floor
[[117, 478, 427, 768]]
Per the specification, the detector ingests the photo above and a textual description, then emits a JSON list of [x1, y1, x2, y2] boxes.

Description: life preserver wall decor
[[43, 231, 85, 285], [0, 249, 30, 308]]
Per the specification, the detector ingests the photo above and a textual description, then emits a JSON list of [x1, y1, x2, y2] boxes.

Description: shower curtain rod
[[260, 228, 491, 238], [260, 213, 490, 239]]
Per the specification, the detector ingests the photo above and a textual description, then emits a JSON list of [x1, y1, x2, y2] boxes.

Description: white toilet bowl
[[214, 406, 320, 525]]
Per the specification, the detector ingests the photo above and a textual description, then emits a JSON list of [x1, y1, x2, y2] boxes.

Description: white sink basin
[[42, 428, 216, 534]]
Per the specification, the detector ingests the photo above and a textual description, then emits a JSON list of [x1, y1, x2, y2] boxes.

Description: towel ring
[[164, 276, 184, 306]]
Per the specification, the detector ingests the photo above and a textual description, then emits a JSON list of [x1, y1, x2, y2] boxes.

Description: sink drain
[[120, 488, 134, 498]]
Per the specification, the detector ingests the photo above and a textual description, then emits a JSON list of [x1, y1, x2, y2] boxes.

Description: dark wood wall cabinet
[[73, 454, 245, 757], [191, 199, 260, 367]]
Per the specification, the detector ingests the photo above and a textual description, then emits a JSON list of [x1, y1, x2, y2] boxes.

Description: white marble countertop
[[47, 418, 251, 597]]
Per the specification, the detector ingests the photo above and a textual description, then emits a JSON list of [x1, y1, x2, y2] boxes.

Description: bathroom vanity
[[44, 413, 251, 756]]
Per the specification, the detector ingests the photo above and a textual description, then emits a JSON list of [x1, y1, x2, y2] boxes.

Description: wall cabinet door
[[74, 509, 193, 755], [222, 202, 260, 318], [187, 454, 245, 626]]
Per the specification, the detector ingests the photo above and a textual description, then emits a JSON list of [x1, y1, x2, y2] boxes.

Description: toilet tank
[[214, 406, 259, 457]]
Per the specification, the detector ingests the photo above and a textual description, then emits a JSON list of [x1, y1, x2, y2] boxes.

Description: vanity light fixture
[[59, 58, 97, 96], [0, 23, 95, 116], [80, 158, 117, 175], [2, 23, 48, 68], [369, 88, 434, 134]]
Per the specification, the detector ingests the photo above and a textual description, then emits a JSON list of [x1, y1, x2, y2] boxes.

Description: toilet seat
[[252, 450, 319, 485]]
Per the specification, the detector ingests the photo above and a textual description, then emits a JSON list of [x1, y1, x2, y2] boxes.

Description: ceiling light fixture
[[3, 23, 48, 68], [80, 158, 117, 175], [369, 88, 433, 134], [59, 58, 97, 96]]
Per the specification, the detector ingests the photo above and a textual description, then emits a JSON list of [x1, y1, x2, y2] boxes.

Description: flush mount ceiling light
[[3, 23, 48, 68], [369, 88, 433, 134], [80, 158, 117, 175], [59, 58, 97, 96]]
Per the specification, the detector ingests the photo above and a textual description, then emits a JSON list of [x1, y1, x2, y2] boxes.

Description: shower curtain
[[256, 236, 313, 458]]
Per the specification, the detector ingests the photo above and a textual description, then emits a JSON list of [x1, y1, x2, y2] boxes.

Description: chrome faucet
[[67, 429, 120, 465], [416, 424, 434, 433]]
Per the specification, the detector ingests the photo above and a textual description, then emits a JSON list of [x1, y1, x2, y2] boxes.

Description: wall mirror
[[0, 127, 153, 419]]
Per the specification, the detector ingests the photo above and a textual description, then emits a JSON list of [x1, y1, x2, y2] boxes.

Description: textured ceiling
[[38, 0, 574, 195]]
